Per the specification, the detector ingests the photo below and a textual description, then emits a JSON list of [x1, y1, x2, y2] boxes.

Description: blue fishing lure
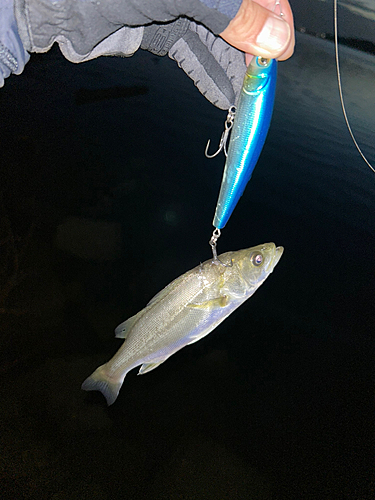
[[213, 57, 277, 229]]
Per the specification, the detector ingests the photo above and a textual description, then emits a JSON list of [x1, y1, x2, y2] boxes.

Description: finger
[[221, 0, 295, 61], [253, 0, 295, 60]]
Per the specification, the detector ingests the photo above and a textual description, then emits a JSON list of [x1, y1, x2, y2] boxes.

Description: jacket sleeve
[[0, 0, 30, 87], [14, 0, 241, 57]]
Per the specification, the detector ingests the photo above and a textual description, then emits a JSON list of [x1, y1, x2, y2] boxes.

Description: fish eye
[[251, 252, 263, 266]]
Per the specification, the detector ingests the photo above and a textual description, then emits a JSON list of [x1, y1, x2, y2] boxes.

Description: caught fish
[[82, 242, 283, 405], [213, 57, 277, 229]]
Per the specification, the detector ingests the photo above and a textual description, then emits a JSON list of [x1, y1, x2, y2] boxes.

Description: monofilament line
[[334, 0, 375, 173]]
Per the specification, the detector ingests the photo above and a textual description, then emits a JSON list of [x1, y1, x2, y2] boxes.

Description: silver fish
[[82, 242, 283, 405]]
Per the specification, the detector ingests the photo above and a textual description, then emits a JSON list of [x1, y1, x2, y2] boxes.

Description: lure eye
[[251, 252, 263, 266], [257, 57, 270, 67]]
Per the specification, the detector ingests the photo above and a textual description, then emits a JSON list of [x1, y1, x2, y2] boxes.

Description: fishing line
[[334, 0, 375, 173]]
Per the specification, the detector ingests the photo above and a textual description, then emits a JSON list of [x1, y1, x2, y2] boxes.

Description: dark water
[[0, 33, 374, 499]]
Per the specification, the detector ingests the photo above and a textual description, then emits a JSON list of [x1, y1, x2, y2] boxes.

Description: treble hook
[[209, 228, 232, 267], [205, 106, 236, 158]]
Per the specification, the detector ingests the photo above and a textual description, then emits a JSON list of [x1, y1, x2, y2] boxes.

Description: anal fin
[[138, 360, 166, 375]]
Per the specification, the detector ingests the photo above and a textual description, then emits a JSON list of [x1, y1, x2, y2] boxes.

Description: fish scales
[[82, 243, 283, 405], [109, 264, 225, 368]]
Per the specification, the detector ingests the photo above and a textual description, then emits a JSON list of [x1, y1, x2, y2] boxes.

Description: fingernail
[[256, 15, 290, 54]]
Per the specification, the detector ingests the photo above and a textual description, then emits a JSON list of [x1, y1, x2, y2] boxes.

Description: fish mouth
[[266, 244, 284, 272], [273, 245, 284, 267]]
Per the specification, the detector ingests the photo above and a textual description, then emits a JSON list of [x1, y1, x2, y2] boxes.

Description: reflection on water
[[0, 33, 373, 499]]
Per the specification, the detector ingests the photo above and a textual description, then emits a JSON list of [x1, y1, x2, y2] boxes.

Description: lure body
[[213, 57, 277, 229]]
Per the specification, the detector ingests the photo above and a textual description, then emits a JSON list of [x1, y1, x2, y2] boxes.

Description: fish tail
[[81, 364, 123, 406]]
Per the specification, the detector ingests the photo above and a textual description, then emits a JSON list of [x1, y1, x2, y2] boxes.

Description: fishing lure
[[209, 56, 277, 230]]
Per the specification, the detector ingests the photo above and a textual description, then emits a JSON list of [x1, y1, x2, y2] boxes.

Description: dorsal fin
[[115, 313, 140, 338], [114, 279, 181, 339], [145, 276, 181, 307]]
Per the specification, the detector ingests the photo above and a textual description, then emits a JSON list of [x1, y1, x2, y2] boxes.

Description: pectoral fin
[[188, 295, 229, 309], [138, 360, 166, 375]]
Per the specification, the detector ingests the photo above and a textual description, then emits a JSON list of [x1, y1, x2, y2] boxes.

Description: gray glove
[[13, 0, 245, 108], [141, 20, 246, 110]]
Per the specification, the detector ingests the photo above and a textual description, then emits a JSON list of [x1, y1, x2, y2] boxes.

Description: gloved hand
[[10, 0, 294, 108], [0, 0, 30, 87], [141, 19, 246, 110], [12, 0, 245, 108]]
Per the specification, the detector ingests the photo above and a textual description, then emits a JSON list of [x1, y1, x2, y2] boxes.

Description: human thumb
[[220, 0, 293, 61]]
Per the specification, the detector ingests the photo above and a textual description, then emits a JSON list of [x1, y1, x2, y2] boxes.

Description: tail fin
[[81, 364, 123, 406]]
